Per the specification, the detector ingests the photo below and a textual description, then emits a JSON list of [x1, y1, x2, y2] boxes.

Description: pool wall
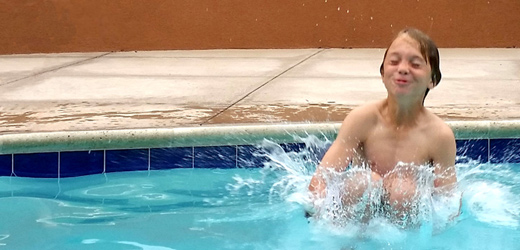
[[0, 121, 519, 178], [1, 1, 519, 54]]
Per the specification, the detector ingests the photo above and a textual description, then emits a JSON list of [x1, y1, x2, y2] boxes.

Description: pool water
[[0, 141, 519, 250]]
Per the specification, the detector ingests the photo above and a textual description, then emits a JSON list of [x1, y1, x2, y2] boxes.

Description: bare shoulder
[[337, 101, 380, 140], [341, 102, 379, 130], [424, 111, 456, 162], [343, 101, 380, 124], [425, 112, 457, 187], [425, 111, 455, 142]]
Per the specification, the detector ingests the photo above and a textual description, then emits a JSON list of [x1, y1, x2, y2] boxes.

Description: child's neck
[[383, 97, 425, 128]]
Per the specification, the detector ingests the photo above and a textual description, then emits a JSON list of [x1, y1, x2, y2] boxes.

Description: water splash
[[228, 135, 520, 241], [457, 160, 520, 228]]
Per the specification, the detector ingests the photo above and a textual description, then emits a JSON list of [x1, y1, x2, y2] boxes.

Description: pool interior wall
[[0, 121, 519, 178]]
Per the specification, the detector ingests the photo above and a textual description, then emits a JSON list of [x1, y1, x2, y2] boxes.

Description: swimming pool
[[0, 121, 519, 249]]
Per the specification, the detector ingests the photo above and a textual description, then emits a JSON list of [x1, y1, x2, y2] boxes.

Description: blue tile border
[[0, 137, 519, 178], [456, 139, 489, 163], [194, 146, 236, 169], [151, 147, 193, 169], [490, 139, 520, 163], [106, 149, 149, 173], [60, 150, 104, 177], [0, 154, 12, 176], [14, 152, 59, 178], [237, 145, 268, 168]]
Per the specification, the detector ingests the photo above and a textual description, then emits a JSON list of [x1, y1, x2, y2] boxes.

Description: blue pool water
[[0, 139, 519, 250]]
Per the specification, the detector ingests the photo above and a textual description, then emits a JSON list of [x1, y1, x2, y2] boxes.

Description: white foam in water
[[0, 234, 9, 246], [115, 241, 176, 250], [238, 135, 520, 246], [464, 181, 519, 227], [82, 239, 100, 244], [82, 239, 176, 250], [457, 161, 520, 228]]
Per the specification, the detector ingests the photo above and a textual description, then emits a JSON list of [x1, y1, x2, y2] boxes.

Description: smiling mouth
[[395, 79, 409, 85]]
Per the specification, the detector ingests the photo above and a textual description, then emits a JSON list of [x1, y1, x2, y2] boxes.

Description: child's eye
[[410, 60, 424, 68], [389, 60, 399, 65]]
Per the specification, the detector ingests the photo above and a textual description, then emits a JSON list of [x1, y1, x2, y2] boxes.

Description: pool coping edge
[[1, 120, 519, 154]]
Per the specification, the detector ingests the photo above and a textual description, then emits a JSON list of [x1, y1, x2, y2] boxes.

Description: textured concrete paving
[[0, 49, 519, 134]]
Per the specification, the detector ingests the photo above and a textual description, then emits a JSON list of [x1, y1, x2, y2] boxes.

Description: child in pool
[[308, 28, 459, 225]]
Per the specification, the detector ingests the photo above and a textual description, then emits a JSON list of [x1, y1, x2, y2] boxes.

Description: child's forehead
[[387, 34, 423, 57]]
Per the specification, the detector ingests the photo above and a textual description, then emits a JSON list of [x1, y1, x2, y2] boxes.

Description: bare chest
[[361, 126, 432, 176]]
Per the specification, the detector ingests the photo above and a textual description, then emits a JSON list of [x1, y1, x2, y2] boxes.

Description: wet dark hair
[[379, 28, 442, 100]]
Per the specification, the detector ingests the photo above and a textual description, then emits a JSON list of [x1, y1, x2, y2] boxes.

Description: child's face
[[381, 34, 434, 100]]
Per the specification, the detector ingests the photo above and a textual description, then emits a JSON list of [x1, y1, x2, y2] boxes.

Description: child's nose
[[398, 62, 409, 74]]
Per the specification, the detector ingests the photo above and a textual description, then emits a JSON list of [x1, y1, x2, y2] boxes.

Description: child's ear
[[429, 74, 437, 89], [428, 79, 435, 89]]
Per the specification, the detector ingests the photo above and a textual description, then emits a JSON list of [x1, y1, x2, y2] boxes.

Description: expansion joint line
[[0, 52, 113, 87], [201, 49, 325, 125]]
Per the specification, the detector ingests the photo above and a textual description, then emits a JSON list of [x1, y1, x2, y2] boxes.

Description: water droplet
[[316, 23, 319, 27], [346, 10, 350, 13], [337, 7, 341, 11], [371, 16, 373, 20]]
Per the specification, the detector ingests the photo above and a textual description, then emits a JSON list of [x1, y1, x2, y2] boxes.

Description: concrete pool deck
[[0, 48, 519, 135]]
